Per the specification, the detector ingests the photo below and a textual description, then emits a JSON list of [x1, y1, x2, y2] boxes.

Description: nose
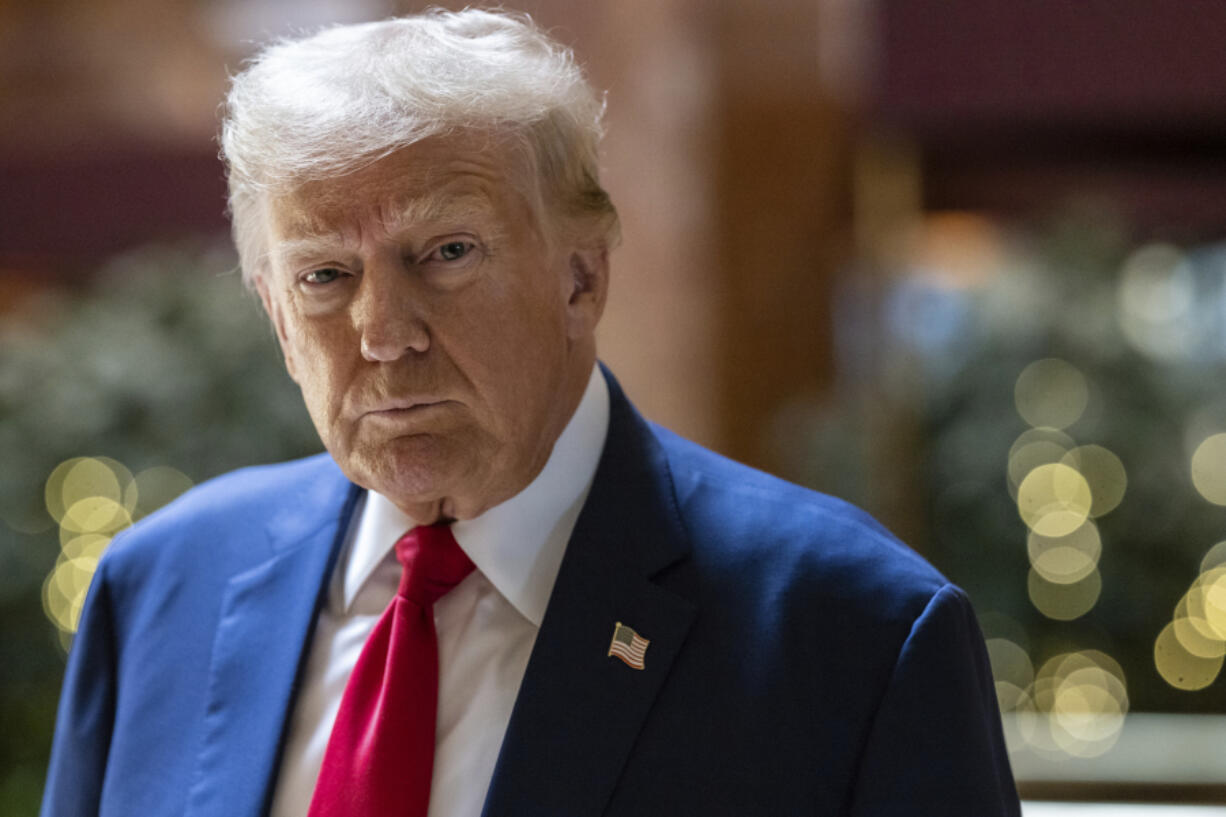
[[355, 260, 431, 362]]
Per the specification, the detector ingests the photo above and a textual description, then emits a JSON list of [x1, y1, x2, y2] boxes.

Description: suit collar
[[481, 366, 697, 817], [185, 457, 359, 817], [577, 364, 691, 577]]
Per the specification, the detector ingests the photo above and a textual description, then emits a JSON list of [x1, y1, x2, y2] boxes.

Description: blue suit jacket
[[42, 373, 1020, 816]]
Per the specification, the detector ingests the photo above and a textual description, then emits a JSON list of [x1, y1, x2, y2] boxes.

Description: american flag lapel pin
[[608, 621, 649, 670]]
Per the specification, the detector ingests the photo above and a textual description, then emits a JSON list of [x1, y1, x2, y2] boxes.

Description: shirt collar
[[340, 364, 610, 626]]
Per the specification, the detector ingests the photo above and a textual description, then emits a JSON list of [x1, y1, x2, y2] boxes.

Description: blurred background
[[3, 0, 1226, 813]]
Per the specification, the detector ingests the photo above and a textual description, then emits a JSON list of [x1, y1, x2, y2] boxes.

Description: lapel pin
[[608, 621, 649, 670]]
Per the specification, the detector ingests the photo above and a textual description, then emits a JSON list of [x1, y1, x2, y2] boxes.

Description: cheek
[[282, 316, 354, 414], [490, 295, 572, 416]]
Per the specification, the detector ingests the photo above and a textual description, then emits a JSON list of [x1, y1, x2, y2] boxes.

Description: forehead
[[267, 133, 539, 242]]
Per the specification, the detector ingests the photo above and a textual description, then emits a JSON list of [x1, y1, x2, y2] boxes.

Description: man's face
[[257, 132, 607, 522]]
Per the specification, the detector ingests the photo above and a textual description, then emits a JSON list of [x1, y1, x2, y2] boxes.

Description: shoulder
[[649, 421, 947, 622], [99, 453, 347, 588]]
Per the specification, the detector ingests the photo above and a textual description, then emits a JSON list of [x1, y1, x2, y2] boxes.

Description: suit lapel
[[185, 463, 360, 817], [482, 372, 697, 817]]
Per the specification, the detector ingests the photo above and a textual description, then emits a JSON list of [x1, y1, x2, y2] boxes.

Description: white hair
[[220, 8, 618, 288]]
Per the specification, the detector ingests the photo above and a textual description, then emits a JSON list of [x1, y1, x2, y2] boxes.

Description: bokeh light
[[1116, 243, 1197, 361], [1007, 438, 1073, 497], [1005, 649, 1129, 759], [1003, 356, 1135, 714], [1155, 555, 1226, 692], [42, 555, 99, 633], [1028, 567, 1101, 621], [1006, 427, 1077, 504], [1039, 651, 1129, 758], [1008, 427, 1077, 462], [1187, 568, 1226, 639], [125, 466, 194, 520], [40, 456, 194, 635], [1017, 463, 1093, 538], [1200, 540, 1226, 574], [1155, 620, 1224, 691], [1014, 358, 1090, 430], [1060, 445, 1127, 517], [1190, 432, 1226, 505], [986, 637, 1035, 691], [1171, 592, 1226, 660], [1028, 522, 1101, 585], [59, 532, 112, 562]]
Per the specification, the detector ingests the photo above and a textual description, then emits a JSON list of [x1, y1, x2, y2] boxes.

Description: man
[[42, 9, 1020, 817]]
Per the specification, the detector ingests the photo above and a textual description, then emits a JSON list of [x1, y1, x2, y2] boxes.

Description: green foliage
[[854, 206, 1226, 714], [916, 211, 1226, 714], [0, 240, 320, 810]]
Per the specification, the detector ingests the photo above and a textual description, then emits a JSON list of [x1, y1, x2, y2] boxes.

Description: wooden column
[[710, 0, 854, 472]]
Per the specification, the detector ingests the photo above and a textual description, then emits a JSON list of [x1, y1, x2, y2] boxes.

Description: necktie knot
[[309, 522, 472, 817], [394, 523, 475, 606]]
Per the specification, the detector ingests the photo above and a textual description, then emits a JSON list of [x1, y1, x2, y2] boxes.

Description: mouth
[[363, 398, 453, 419]]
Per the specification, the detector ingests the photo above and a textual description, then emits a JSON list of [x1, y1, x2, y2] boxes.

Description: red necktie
[[307, 523, 475, 817]]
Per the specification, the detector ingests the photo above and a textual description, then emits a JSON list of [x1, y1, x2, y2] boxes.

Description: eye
[[303, 267, 343, 285], [435, 241, 473, 262]]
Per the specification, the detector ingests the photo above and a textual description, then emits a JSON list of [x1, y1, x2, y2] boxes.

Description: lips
[[362, 397, 452, 418]]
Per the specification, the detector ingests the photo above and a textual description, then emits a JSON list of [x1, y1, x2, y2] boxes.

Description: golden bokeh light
[[1008, 427, 1076, 462], [45, 457, 134, 525], [1014, 358, 1090, 430], [1050, 680, 1125, 756], [1052, 649, 1126, 686], [994, 680, 1030, 714], [124, 465, 195, 519], [1171, 611, 1226, 660], [60, 532, 112, 562], [44, 457, 88, 525], [1028, 567, 1101, 621], [1190, 433, 1226, 506], [986, 638, 1035, 690], [61, 496, 131, 535], [1007, 440, 1071, 494], [42, 554, 100, 633], [1200, 540, 1226, 574], [1196, 569, 1226, 638], [1155, 620, 1224, 691], [40, 455, 176, 635], [996, 682, 1038, 755], [94, 456, 136, 506], [1021, 650, 1128, 758], [1006, 428, 1076, 501], [1012, 698, 1051, 755], [1061, 445, 1127, 518], [41, 457, 197, 634], [1162, 565, 1226, 681], [1017, 463, 1093, 538], [1028, 523, 1101, 585]]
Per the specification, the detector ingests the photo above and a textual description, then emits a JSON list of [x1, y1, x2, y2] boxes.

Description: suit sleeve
[[40, 556, 118, 817], [846, 583, 1021, 816]]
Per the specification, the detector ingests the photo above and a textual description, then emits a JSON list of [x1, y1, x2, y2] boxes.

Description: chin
[[343, 433, 479, 509]]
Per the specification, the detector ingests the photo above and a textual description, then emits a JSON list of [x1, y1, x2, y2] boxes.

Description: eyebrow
[[269, 237, 354, 269], [268, 189, 504, 269]]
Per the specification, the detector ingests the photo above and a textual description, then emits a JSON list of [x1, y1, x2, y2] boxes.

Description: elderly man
[[42, 9, 1020, 817]]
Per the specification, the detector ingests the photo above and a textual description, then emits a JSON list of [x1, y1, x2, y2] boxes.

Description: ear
[[564, 243, 609, 341], [255, 274, 300, 383]]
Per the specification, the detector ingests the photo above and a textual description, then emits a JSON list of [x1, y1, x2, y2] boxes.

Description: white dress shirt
[[270, 366, 610, 817]]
